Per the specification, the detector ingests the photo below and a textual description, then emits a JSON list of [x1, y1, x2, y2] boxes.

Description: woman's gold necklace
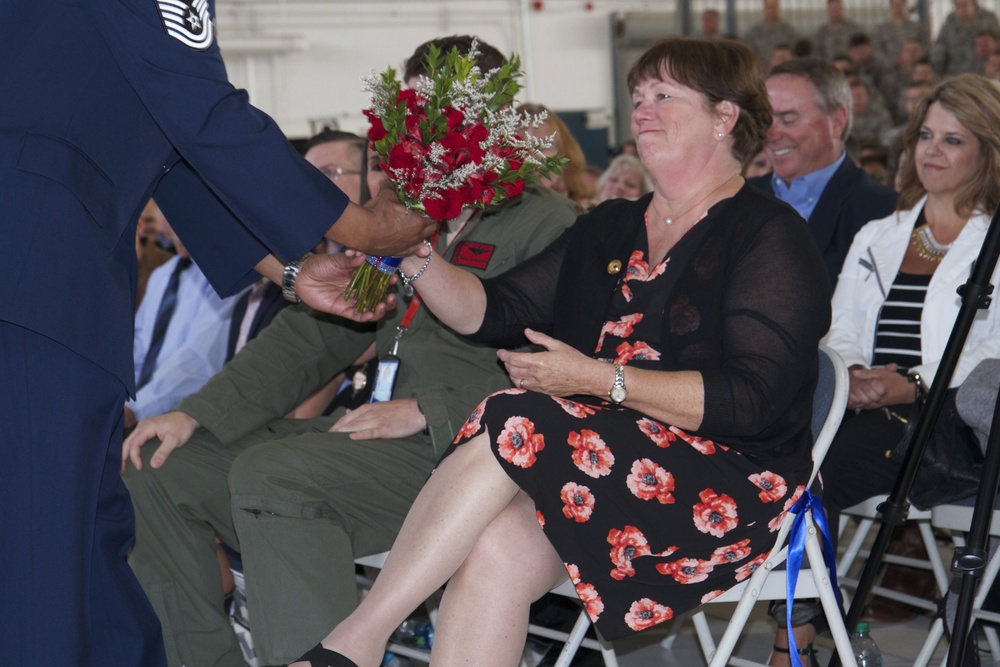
[[910, 223, 952, 262]]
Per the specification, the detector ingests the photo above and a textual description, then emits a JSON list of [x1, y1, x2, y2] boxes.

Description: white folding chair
[[912, 496, 1000, 667], [681, 346, 857, 667], [836, 496, 949, 613]]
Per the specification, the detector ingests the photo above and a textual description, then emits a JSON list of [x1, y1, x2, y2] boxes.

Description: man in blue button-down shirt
[[748, 58, 897, 290]]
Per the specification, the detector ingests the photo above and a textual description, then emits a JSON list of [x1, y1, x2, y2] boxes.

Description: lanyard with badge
[[368, 214, 478, 403]]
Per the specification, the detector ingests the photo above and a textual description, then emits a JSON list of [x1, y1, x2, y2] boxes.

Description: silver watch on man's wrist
[[281, 254, 310, 304]]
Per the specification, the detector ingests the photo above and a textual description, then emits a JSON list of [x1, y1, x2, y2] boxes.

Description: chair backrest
[[809, 346, 850, 486]]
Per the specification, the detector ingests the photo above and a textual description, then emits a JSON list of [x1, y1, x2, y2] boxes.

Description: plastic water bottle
[[381, 651, 411, 667], [412, 621, 434, 649], [851, 621, 883, 667]]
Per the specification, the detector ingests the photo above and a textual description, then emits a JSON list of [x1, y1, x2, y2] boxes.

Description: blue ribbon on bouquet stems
[[785, 489, 842, 667]]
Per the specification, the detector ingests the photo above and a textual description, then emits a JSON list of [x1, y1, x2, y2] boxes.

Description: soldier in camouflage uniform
[[931, 0, 1000, 76], [743, 0, 799, 65]]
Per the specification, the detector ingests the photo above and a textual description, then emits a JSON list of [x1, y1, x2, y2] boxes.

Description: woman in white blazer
[[772, 73, 1000, 667]]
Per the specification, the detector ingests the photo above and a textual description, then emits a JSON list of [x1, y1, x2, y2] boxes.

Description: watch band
[[906, 370, 927, 401], [609, 363, 627, 404], [281, 254, 310, 304]]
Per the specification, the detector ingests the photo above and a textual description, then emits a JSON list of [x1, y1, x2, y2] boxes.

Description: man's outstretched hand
[[297, 252, 398, 320]]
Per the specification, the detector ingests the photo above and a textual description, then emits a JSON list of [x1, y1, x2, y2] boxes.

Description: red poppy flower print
[[568, 429, 615, 478], [497, 416, 545, 468], [536, 510, 545, 529], [560, 482, 596, 523], [710, 538, 752, 565], [624, 251, 648, 281], [565, 563, 581, 585], [614, 341, 661, 365], [454, 399, 487, 442], [624, 598, 673, 632], [748, 471, 788, 503], [552, 397, 597, 419], [595, 313, 644, 352], [624, 251, 667, 283], [637, 418, 676, 448], [607, 525, 651, 580], [735, 552, 768, 582], [576, 582, 604, 622], [701, 590, 725, 604], [693, 488, 739, 537], [621, 282, 634, 303], [626, 459, 675, 504], [669, 426, 717, 455], [656, 557, 715, 584], [769, 484, 806, 531]]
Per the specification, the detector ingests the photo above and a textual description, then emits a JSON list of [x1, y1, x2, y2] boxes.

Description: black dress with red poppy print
[[448, 196, 821, 641]]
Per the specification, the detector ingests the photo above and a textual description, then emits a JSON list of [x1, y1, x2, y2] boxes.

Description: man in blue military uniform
[[0, 2, 433, 665]]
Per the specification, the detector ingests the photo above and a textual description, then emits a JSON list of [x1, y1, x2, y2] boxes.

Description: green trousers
[[124, 416, 437, 667]]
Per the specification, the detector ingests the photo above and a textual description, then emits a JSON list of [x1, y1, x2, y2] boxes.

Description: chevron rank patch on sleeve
[[156, 0, 214, 50]]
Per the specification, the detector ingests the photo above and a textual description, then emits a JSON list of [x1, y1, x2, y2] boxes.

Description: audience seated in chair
[[747, 57, 897, 291], [124, 203, 246, 432], [770, 73, 1000, 667], [121, 34, 578, 667]]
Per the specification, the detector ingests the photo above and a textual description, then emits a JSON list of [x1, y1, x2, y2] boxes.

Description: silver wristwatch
[[281, 254, 310, 304], [609, 364, 627, 404]]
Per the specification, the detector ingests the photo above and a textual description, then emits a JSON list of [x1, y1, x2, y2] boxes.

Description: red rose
[[397, 88, 420, 111], [443, 105, 465, 131], [502, 179, 524, 198], [422, 187, 466, 222], [388, 141, 423, 172], [364, 110, 388, 142]]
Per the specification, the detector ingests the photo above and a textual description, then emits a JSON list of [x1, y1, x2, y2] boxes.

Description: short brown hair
[[404, 35, 506, 82], [626, 37, 771, 163], [897, 73, 1000, 217]]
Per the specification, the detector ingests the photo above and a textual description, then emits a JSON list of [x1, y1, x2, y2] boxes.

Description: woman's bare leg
[[430, 490, 568, 666], [291, 432, 521, 667]]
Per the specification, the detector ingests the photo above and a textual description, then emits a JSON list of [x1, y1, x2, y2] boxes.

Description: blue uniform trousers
[[0, 321, 166, 666]]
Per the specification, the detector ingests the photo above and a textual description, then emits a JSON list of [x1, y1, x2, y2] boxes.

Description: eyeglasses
[[320, 167, 363, 181]]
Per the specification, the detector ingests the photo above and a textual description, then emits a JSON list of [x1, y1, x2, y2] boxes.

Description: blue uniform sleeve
[[88, 0, 348, 288]]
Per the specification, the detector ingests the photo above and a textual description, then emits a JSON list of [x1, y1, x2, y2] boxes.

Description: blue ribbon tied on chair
[[785, 489, 842, 667]]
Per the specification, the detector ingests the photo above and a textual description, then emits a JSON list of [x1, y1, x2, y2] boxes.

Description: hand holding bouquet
[[343, 40, 567, 312]]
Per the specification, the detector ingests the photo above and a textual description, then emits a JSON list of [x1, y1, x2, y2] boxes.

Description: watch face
[[610, 386, 627, 404]]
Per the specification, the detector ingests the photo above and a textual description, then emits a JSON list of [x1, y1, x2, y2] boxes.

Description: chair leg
[[551, 610, 591, 667], [912, 617, 945, 667]]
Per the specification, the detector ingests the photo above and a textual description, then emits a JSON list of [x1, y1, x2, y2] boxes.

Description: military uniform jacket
[[176, 187, 578, 459], [0, 1, 346, 392]]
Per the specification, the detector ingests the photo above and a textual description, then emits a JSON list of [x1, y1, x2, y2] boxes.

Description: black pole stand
[[829, 204, 1000, 667], [946, 387, 1000, 667]]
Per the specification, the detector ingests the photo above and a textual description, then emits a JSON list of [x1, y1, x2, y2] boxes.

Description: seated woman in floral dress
[[294, 36, 831, 667]]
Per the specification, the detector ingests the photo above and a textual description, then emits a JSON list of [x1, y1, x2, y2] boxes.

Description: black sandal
[[772, 643, 820, 667], [296, 644, 359, 667]]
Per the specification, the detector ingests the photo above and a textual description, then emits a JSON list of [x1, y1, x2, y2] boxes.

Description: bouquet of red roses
[[343, 40, 567, 312]]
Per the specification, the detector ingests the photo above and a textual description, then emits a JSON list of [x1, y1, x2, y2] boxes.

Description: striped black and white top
[[871, 271, 932, 372]]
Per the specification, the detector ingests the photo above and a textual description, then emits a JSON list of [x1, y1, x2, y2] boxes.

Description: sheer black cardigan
[[466, 185, 831, 470]]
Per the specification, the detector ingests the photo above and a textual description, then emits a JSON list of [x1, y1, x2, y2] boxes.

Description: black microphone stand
[[829, 203, 1000, 667]]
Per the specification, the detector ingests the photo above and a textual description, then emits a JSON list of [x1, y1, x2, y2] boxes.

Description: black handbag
[[889, 388, 984, 511]]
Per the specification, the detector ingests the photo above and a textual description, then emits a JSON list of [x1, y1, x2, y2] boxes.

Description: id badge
[[369, 354, 400, 404]]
